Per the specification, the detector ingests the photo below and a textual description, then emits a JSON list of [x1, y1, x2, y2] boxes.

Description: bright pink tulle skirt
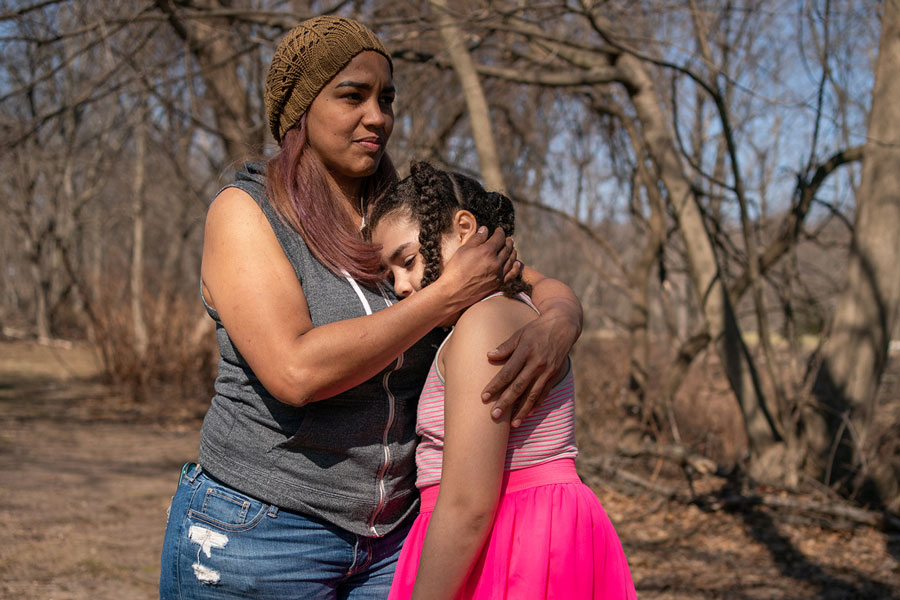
[[387, 459, 637, 599]]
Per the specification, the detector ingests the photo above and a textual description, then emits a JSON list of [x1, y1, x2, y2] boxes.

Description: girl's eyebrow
[[389, 242, 413, 262]]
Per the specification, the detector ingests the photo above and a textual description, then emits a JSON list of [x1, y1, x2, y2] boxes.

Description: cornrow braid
[[369, 161, 531, 297], [412, 163, 456, 287]]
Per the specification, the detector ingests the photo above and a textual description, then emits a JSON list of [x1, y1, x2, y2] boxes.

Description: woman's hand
[[481, 270, 583, 426], [437, 226, 518, 308]]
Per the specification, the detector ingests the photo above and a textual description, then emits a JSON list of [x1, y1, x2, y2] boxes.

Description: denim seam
[[357, 536, 375, 574], [174, 476, 206, 599], [346, 536, 360, 577], [187, 505, 269, 533], [185, 464, 202, 488], [201, 488, 250, 523]]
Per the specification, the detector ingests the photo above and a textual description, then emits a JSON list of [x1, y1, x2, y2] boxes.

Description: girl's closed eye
[[371, 217, 426, 299]]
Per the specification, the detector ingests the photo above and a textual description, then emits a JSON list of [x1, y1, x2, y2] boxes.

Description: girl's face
[[372, 211, 475, 299], [305, 51, 394, 198], [372, 214, 426, 298]]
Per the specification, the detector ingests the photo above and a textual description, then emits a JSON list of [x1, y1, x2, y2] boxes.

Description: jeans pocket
[[188, 476, 269, 532]]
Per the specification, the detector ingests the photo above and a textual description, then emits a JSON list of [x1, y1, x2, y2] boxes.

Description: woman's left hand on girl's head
[[438, 227, 515, 306]]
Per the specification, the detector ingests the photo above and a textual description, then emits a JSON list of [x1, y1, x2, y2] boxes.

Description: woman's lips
[[356, 138, 383, 152]]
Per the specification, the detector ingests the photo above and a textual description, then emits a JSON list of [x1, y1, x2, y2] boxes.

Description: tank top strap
[[479, 291, 540, 315]]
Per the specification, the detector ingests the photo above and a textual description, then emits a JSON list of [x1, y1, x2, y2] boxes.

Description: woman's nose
[[362, 98, 387, 128]]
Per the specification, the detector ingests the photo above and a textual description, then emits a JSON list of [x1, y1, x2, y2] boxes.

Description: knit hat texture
[[265, 15, 391, 144]]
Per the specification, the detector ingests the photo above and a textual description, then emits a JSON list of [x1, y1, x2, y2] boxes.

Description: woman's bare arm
[[201, 188, 512, 406], [483, 265, 583, 425]]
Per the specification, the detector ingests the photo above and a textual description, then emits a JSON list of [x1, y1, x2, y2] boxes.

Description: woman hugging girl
[[369, 162, 637, 600]]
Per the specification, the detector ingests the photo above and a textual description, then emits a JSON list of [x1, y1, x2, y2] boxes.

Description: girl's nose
[[394, 277, 414, 298]]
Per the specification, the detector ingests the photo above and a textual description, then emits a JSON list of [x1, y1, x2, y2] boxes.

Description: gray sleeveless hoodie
[[198, 161, 445, 537]]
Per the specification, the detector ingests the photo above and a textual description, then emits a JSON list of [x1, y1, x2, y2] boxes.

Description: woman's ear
[[453, 210, 479, 244]]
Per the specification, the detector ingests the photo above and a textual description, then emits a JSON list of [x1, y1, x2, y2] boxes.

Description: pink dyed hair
[[266, 116, 396, 287]]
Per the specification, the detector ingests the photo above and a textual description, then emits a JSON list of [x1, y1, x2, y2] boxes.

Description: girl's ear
[[453, 210, 478, 244]]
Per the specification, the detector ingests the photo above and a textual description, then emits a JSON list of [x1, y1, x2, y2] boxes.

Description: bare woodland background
[[2, 0, 900, 535]]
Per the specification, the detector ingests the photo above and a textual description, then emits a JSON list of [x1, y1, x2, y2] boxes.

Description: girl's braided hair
[[369, 161, 530, 297]]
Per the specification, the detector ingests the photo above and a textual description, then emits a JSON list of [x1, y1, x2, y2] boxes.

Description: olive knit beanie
[[265, 15, 392, 144]]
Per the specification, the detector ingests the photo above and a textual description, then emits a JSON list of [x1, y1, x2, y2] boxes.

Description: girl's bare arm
[[410, 297, 533, 600]]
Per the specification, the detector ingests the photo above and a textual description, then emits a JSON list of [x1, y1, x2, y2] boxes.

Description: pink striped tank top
[[415, 293, 578, 490]]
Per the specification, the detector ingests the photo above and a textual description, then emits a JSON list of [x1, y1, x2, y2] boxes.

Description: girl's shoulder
[[439, 294, 536, 384], [452, 293, 536, 346]]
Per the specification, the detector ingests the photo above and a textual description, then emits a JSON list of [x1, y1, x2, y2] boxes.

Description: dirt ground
[[1, 339, 899, 599]]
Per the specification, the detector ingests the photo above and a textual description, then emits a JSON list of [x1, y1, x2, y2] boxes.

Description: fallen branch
[[579, 456, 684, 499], [615, 442, 719, 475], [701, 493, 900, 531], [579, 456, 900, 532]]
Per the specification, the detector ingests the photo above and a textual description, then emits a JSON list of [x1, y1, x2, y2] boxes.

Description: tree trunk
[[28, 243, 50, 342], [130, 111, 149, 363], [155, 0, 258, 158], [616, 53, 785, 475], [805, 0, 900, 511], [429, 0, 506, 193], [619, 115, 669, 445]]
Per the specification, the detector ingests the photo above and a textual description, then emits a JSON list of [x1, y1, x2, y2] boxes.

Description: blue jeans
[[159, 464, 412, 599]]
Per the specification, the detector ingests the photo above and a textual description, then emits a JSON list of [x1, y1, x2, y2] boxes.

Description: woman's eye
[[380, 95, 395, 106], [342, 92, 363, 102], [403, 256, 415, 268]]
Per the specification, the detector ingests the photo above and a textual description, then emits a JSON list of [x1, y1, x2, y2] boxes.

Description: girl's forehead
[[373, 212, 418, 243], [373, 208, 414, 232]]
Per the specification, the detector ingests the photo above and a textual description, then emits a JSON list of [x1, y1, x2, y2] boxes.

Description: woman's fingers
[[483, 333, 534, 419], [485, 226, 507, 251], [502, 250, 520, 283], [482, 331, 521, 398], [509, 372, 554, 426], [487, 360, 545, 425], [470, 225, 490, 245], [483, 310, 573, 426]]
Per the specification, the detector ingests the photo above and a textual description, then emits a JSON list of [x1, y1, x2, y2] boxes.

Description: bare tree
[[389, 0, 881, 494], [427, 0, 506, 193], [805, 0, 900, 511]]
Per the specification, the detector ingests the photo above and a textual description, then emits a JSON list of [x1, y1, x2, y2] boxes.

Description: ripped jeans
[[159, 464, 411, 599]]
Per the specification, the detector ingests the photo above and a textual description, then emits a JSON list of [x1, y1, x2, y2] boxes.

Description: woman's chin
[[352, 151, 384, 176], [345, 161, 380, 180]]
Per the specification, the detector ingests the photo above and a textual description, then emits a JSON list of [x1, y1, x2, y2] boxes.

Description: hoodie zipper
[[368, 350, 403, 535], [344, 275, 399, 537]]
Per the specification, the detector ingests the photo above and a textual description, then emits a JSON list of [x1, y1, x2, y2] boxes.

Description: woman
[[159, 15, 582, 599]]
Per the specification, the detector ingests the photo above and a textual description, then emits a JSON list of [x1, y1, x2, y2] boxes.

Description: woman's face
[[305, 51, 394, 197]]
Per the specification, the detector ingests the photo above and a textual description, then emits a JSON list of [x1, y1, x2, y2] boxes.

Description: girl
[[159, 16, 584, 599], [370, 162, 637, 600]]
